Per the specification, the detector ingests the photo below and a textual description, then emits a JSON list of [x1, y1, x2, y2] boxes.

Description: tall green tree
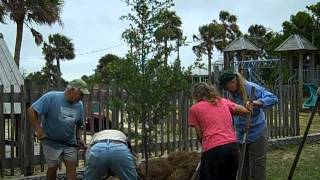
[[0, 0, 64, 67], [27, 62, 67, 89], [113, 1, 192, 178], [215, 10, 241, 51], [282, 11, 314, 41], [245, 24, 275, 58], [154, 10, 183, 65], [95, 54, 123, 84], [42, 33, 75, 87], [81, 74, 99, 89], [307, 2, 320, 46], [192, 22, 224, 84], [247, 24, 267, 47]]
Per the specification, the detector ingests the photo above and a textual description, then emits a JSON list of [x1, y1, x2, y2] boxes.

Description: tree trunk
[[14, 21, 24, 67], [164, 40, 168, 66], [176, 40, 180, 61], [142, 112, 149, 179], [57, 58, 61, 88], [224, 52, 229, 70], [208, 49, 212, 84]]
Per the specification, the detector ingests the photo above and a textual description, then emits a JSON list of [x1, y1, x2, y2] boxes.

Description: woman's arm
[[253, 84, 278, 108], [232, 104, 251, 116], [194, 126, 202, 144]]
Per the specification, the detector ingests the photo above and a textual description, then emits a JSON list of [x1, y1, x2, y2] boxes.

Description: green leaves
[[1, 0, 64, 67], [45, 33, 75, 61], [0, 3, 6, 23], [94, 2, 192, 144], [42, 33, 75, 87], [30, 28, 43, 45]]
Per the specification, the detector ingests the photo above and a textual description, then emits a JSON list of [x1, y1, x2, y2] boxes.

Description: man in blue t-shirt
[[28, 79, 90, 180]]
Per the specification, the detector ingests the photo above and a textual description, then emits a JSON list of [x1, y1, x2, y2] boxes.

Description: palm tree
[[193, 23, 224, 84], [175, 35, 186, 61], [215, 10, 241, 52], [154, 10, 183, 66], [42, 34, 75, 87], [247, 24, 267, 52], [96, 54, 122, 84], [0, 0, 64, 67]]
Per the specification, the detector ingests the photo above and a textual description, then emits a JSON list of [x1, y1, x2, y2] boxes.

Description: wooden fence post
[[24, 79, 34, 176], [105, 86, 110, 130], [0, 84, 4, 177], [295, 84, 300, 135], [180, 92, 188, 151], [171, 96, 177, 152], [39, 88, 45, 172], [89, 87, 94, 133], [19, 85, 25, 175], [10, 85, 15, 176], [98, 87, 103, 131]]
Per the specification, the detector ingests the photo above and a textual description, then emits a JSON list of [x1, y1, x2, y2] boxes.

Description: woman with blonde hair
[[188, 82, 251, 180], [219, 70, 278, 180]]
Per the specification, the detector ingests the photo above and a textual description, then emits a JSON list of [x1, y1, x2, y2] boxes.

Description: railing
[[294, 69, 320, 84]]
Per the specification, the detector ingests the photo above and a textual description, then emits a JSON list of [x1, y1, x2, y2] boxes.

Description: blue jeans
[[84, 140, 137, 180]]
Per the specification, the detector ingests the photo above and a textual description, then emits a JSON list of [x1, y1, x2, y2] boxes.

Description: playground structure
[[303, 84, 319, 108], [222, 34, 319, 107], [0, 33, 24, 114], [223, 35, 319, 180]]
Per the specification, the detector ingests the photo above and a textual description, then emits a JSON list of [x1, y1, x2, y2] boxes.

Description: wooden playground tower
[[223, 34, 319, 108]]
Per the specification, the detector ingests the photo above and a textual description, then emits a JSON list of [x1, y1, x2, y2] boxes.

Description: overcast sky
[[0, 0, 318, 80]]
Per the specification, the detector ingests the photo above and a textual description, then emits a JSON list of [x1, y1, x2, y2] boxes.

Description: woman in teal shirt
[[219, 70, 278, 180]]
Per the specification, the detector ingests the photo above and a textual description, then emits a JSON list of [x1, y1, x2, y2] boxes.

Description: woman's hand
[[253, 100, 263, 108], [245, 101, 253, 112]]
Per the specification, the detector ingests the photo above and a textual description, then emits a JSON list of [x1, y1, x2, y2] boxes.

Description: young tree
[[103, 1, 192, 178]]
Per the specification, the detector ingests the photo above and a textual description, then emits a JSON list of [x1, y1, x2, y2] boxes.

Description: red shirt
[[188, 98, 237, 152]]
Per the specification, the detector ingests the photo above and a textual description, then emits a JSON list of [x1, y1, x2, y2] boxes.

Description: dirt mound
[[139, 151, 200, 180], [141, 158, 174, 180]]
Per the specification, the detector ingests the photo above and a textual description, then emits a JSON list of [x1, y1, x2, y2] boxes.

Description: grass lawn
[[299, 112, 320, 134], [268, 142, 320, 180], [268, 111, 320, 180]]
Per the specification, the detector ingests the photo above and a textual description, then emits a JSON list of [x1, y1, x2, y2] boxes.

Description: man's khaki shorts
[[42, 143, 77, 167]]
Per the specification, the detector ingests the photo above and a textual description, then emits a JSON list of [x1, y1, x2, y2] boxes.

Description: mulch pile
[[139, 151, 200, 180]]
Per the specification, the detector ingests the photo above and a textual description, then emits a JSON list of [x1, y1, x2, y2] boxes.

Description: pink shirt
[[188, 98, 237, 152]]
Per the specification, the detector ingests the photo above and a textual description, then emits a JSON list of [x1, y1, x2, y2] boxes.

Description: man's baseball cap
[[69, 79, 90, 95]]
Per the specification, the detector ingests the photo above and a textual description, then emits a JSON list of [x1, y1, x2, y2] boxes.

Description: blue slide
[[303, 83, 319, 108]]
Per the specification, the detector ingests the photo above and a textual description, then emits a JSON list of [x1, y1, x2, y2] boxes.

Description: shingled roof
[[275, 34, 318, 52], [224, 36, 259, 52], [0, 33, 24, 93]]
